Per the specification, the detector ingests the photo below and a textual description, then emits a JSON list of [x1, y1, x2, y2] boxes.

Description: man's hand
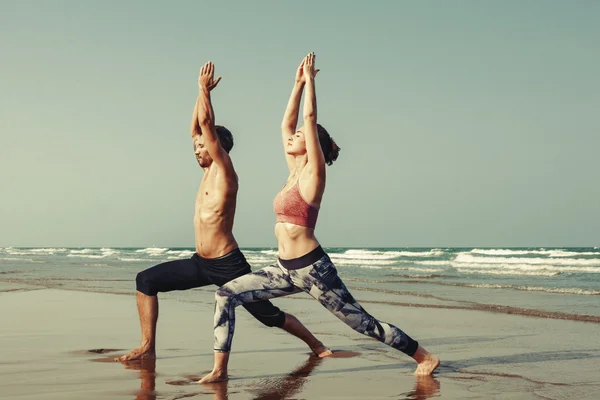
[[198, 62, 222, 91]]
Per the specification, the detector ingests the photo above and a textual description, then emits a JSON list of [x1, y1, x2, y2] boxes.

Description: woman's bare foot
[[113, 345, 155, 362], [411, 345, 440, 376], [414, 354, 440, 376], [312, 342, 333, 358], [198, 369, 228, 384]]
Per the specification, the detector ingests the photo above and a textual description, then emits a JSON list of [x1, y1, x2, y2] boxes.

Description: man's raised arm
[[197, 62, 232, 170]]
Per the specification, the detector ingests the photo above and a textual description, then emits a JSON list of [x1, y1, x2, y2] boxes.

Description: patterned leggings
[[213, 252, 419, 355]]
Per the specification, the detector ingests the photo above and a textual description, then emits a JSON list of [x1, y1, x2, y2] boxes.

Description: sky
[[1, 0, 599, 248]]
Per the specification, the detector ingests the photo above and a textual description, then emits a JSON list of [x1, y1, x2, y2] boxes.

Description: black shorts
[[135, 249, 286, 328]]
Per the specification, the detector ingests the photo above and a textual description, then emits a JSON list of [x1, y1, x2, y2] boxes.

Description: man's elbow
[[199, 116, 214, 129]]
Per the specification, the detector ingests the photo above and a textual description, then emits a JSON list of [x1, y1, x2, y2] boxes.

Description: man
[[115, 62, 330, 362]]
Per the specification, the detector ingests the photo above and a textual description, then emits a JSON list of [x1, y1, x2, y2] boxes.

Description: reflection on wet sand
[[153, 352, 440, 400], [399, 375, 441, 400], [120, 359, 157, 400], [201, 355, 322, 400]]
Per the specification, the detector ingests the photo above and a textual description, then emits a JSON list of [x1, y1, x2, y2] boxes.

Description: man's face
[[193, 134, 212, 168]]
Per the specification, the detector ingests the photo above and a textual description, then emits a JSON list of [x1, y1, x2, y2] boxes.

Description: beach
[[1, 284, 599, 399]]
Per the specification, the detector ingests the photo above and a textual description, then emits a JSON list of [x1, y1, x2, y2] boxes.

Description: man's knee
[[265, 311, 287, 328], [249, 308, 286, 328], [136, 270, 157, 296]]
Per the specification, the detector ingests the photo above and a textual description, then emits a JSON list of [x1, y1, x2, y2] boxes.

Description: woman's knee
[[215, 286, 237, 309]]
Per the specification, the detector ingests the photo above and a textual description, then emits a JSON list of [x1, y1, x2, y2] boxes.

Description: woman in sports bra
[[199, 53, 439, 384]]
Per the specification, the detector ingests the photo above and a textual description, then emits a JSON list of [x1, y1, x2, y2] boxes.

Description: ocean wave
[[411, 260, 453, 266], [28, 248, 68, 253], [547, 251, 600, 257], [135, 248, 169, 256], [330, 258, 400, 266], [336, 249, 445, 259], [457, 283, 600, 296], [456, 268, 561, 277], [339, 265, 443, 273], [453, 262, 600, 274], [245, 257, 274, 265], [69, 249, 96, 254], [454, 254, 600, 267], [118, 258, 149, 262], [67, 254, 107, 259], [67, 248, 119, 259], [163, 250, 195, 258], [388, 267, 445, 273], [0, 257, 38, 262], [468, 248, 600, 258], [469, 248, 549, 256], [5, 248, 66, 255]]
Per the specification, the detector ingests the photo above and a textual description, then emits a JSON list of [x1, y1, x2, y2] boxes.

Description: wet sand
[[1, 289, 599, 399]]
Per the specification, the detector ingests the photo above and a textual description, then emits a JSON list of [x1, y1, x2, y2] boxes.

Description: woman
[[199, 53, 439, 384]]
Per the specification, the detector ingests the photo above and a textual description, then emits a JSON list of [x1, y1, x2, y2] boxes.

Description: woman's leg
[[199, 265, 303, 383], [290, 257, 440, 375]]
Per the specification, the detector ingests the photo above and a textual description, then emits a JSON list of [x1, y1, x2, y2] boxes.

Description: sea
[[1, 247, 599, 321]]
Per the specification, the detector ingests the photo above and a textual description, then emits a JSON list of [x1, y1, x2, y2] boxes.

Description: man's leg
[[115, 256, 209, 361], [280, 312, 331, 356], [115, 291, 159, 361]]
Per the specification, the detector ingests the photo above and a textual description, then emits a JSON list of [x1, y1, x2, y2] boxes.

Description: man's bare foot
[[311, 342, 333, 358], [414, 354, 440, 376], [113, 346, 156, 362], [198, 369, 228, 384]]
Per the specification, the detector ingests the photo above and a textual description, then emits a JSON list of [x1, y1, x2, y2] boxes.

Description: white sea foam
[[135, 248, 169, 256], [454, 254, 600, 267], [456, 268, 561, 277], [28, 248, 68, 253], [4, 250, 31, 255], [67, 254, 107, 259], [411, 260, 453, 266], [118, 258, 148, 262], [547, 251, 600, 257], [338, 249, 444, 259], [453, 262, 600, 274], [100, 248, 118, 256], [458, 283, 600, 295], [469, 249, 600, 258], [330, 258, 399, 266], [470, 249, 549, 256], [5, 248, 66, 255], [0, 257, 37, 262], [69, 249, 96, 254], [393, 267, 443, 273], [338, 264, 443, 273], [259, 250, 278, 256], [246, 256, 274, 265]]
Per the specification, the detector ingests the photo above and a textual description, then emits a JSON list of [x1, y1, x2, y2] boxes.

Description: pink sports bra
[[273, 181, 319, 229]]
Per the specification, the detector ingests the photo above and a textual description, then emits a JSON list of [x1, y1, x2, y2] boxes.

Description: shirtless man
[[115, 62, 330, 362]]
